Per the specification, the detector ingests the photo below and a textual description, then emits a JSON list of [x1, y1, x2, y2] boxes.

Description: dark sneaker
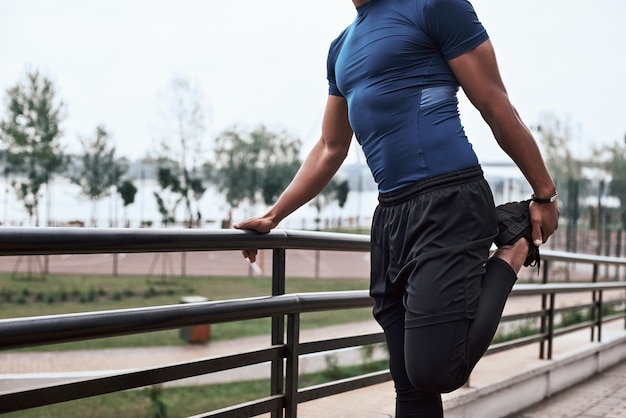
[[494, 200, 540, 268]]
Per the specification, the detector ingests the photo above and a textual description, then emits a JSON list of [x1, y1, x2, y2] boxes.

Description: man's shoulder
[[328, 25, 352, 58]]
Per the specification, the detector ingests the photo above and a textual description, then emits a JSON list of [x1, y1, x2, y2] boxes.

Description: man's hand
[[233, 216, 277, 263], [529, 201, 559, 247]]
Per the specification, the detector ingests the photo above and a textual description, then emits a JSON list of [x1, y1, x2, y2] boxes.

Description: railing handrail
[[0, 291, 373, 350], [0, 227, 371, 255], [0, 226, 625, 267]]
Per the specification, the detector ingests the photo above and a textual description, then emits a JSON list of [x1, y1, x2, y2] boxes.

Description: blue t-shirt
[[327, 0, 489, 192]]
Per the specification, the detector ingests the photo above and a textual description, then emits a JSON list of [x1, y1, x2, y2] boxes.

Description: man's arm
[[233, 95, 353, 262], [448, 39, 558, 246]]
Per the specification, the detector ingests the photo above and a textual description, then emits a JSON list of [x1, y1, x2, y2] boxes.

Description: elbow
[[479, 100, 520, 134], [321, 132, 352, 165], [326, 143, 350, 167]]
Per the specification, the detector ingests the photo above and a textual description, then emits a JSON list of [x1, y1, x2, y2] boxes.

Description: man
[[235, 0, 559, 416]]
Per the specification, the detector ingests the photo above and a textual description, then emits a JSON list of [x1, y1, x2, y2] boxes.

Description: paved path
[[511, 361, 626, 418]]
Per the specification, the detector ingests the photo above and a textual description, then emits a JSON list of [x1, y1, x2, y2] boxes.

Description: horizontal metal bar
[[0, 227, 624, 268], [298, 370, 392, 404], [501, 309, 545, 323], [0, 347, 285, 413], [486, 334, 547, 355], [511, 282, 626, 296], [0, 227, 370, 256], [552, 321, 595, 337], [299, 333, 386, 356], [552, 303, 595, 314], [538, 249, 626, 266], [0, 291, 374, 350]]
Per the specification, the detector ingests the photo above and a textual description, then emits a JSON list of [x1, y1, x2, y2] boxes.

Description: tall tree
[[0, 70, 65, 225], [603, 135, 626, 211], [70, 125, 125, 226], [117, 179, 137, 227], [598, 134, 626, 262], [311, 178, 350, 231], [154, 76, 209, 228], [213, 125, 301, 218]]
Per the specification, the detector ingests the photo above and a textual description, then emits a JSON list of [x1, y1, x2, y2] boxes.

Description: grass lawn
[[0, 272, 372, 351]]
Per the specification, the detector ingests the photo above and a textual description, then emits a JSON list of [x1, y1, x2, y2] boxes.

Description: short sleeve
[[326, 31, 347, 97], [421, 0, 489, 60]]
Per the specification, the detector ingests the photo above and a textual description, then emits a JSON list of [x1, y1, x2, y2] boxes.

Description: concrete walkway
[[512, 360, 626, 418]]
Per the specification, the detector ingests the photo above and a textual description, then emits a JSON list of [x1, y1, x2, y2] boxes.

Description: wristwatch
[[531, 191, 558, 204]]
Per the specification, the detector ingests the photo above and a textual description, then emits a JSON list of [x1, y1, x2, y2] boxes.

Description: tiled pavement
[[511, 360, 626, 418]]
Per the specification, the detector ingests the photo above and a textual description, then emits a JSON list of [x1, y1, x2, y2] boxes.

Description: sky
[[1, 0, 625, 166]]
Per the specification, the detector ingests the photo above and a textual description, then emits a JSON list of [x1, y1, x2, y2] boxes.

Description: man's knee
[[405, 349, 469, 393], [406, 366, 467, 394], [404, 319, 472, 393]]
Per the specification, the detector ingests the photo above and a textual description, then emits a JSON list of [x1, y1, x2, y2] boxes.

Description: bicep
[[447, 39, 510, 113], [321, 95, 353, 155]]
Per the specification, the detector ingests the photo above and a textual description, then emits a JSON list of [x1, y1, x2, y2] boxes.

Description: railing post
[[591, 263, 599, 341], [597, 291, 603, 342], [542, 259, 550, 283], [539, 296, 547, 359], [547, 293, 555, 360], [271, 248, 287, 418], [539, 260, 549, 359], [285, 313, 300, 418]]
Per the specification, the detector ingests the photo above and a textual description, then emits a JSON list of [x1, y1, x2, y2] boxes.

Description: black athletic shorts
[[370, 165, 498, 329]]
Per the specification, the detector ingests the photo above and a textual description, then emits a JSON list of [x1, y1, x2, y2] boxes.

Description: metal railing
[[0, 227, 625, 417]]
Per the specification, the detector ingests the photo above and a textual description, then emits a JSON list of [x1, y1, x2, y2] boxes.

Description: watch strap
[[531, 191, 558, 204]]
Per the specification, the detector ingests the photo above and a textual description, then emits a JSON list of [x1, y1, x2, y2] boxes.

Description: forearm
[[262, 136, 349, 227], [482, 102, 556, 198]]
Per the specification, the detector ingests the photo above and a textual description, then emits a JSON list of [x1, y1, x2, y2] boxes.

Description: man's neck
[[353, 0, 370, 8]]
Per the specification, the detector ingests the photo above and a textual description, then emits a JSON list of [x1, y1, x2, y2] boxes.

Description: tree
[[311, 178, 350, 231], [118, 179, 137, 227], [0, 70, 65, 226], [599, 134, 626, 263], [70, 125, 126, 226], [213, 125, 301, 216], [153, 165, 184, 227], [153, 76, 209, 228], [604, 135, 626, 211], [261, 161, 301, 206]]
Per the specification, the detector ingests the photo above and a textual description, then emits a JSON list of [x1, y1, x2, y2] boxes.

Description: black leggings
[[370, 167, 518, 416], [383, 258, 516, 417]]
